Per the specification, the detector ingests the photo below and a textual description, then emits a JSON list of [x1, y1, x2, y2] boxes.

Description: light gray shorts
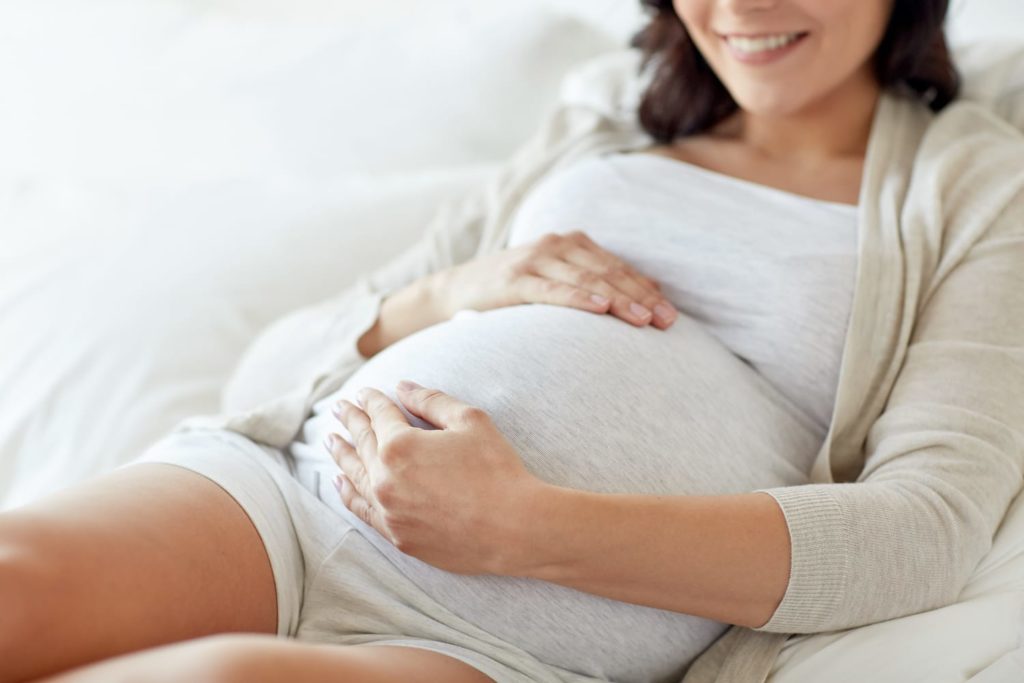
[[123, 426, 597, 683]]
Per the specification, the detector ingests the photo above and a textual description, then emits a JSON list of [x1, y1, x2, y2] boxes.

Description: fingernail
[[629, 302, 651, 320], [323, 434, 337, 452], [397, 379, 421, 392], [590, 294, 610, 306], [356, 388, 370, 407], [654, 303, 676, 322], [332, 475, 343, 492]]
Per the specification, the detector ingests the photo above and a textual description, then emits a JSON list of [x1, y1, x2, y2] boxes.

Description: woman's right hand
[[434, 230, 679, 329]]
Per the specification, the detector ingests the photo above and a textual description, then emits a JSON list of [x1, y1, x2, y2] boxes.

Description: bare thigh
[[0, 463, 278, 683], [37, 635, 496, 683]]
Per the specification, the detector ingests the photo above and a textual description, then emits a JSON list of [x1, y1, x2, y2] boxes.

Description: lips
[[724, 32, 804, 53], [717, 31, 810, 64]]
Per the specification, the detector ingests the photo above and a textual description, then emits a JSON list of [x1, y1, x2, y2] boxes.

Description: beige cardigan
[[176, 48, 1024, 682]]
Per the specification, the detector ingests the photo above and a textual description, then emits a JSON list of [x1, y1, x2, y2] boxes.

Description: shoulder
[[921, 97, 1024, 158], [910, 98, 1024, 240]]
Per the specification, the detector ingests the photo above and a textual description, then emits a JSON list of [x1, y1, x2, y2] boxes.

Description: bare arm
[[356, 271, 452, 359], [499, 185, 1024, 635], [503, 486, 791, 629]]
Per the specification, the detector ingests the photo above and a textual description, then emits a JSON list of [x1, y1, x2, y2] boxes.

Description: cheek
[[673, 0, 711, 41], [815, 0, 891, 68], [673, 1, 721, 71]]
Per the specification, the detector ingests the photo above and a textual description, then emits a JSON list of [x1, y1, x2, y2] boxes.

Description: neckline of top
[[607, 150, 861, 214]]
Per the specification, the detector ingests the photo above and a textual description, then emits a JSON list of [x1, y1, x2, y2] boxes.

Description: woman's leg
[[0, 463, 278, 683], [36, 635, 496, 683]]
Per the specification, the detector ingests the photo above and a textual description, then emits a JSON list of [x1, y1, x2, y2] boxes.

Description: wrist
[[495, 480, 588, 580], [356, 272, 455, 359], [424, 269, 456, 322]]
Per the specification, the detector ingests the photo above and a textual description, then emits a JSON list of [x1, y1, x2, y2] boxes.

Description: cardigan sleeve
[[750, 187, 1024, 634]]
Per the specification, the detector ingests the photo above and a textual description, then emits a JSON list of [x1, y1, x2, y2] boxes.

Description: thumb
[[395, 380, 475, 430]]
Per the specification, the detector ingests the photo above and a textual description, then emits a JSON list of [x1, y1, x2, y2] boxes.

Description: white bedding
[[1, 1, 1022, 681]]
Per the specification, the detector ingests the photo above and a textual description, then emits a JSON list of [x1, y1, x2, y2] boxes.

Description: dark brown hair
[[631, 0, 961, 143]]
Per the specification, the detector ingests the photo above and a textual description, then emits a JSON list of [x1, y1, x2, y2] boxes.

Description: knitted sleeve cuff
[[750, 485, 851, 633]]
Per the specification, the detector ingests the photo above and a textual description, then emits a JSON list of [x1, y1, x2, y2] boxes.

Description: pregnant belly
[[288, 304, 822, 682]]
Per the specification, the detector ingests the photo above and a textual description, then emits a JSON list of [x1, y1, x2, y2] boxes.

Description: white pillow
[[948, 0, 1024, 45], [0, 168, 499, 507], [2, 5, 1023, 681], [956, 41, 1024, 129], [0, 1, 619, 183], [0, 1, 621, 508]]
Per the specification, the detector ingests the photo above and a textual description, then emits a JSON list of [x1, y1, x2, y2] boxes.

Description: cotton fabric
[[171, 48, 1024, 681], [282, 152, 862, 681], [133, 150, 861, 681], [127, 428, 579, 683], [504, 150, 861, 433]]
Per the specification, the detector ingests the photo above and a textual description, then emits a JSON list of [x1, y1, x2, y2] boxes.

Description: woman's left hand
[[325, 381, 545, 576]]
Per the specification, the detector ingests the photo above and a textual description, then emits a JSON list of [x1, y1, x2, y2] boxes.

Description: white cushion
[[0, 1, 618, 183], [948, 0, 1024, 44], [1, 3, 1022, 681], [956, 41, 1024, 129], [0, 0, 619, 507]]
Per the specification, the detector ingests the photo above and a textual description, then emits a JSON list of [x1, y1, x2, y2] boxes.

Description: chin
[[728, 86, 814, 119]]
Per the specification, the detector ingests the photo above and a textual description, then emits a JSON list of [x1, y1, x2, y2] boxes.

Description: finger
[[561, 245, 671, 323], [516, 272, 612, 314], [563, 232, 658, 295], [542, 231, 649, 301], [642, 276, 663, 292], [561, 237, 671, 327], [566, 240, 655, 295], [355, 387, 412, 444], [530, 230, 659, 308], [335, 473, 391, 542], [324, 433, 372, 502], [332, 399, 379, 464], [530, 257, 669, 328], [395, 380, 483, 430]]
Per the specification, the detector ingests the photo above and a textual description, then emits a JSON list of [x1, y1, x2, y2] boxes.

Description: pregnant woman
[[4, 0, 1023, 682]]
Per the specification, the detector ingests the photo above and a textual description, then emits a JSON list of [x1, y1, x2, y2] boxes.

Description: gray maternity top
[[288, 150, 860, 682]]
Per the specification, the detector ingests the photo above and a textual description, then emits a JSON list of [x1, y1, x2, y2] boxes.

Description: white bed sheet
[[1, 2, 1022, 681]]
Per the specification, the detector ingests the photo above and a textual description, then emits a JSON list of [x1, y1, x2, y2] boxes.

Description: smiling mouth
[[720, 31, 810, 56]]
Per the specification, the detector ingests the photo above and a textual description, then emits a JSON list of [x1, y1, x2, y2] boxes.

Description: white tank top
[[505, 151, 860, 433], [287, 151, 860, 682]]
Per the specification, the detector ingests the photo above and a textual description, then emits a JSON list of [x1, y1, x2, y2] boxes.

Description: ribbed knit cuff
[[751, 485, 851, 633]]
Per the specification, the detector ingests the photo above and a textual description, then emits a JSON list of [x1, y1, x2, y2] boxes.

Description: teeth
[[726, 32, 802, 54]]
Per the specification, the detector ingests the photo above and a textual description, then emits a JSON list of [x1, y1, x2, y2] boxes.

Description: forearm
[[504, 485, 791, 629], [356, 271, 452, 359]]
